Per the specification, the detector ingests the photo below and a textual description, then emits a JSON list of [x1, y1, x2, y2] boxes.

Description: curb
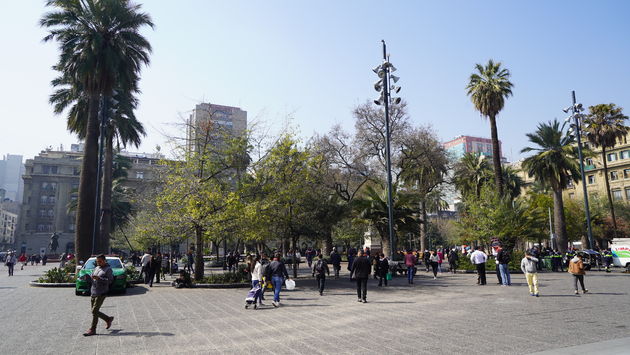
[[29, 281, 75, 287], [191, 283, 250, 289]]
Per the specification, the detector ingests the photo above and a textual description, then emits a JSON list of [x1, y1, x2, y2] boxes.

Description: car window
[[82, 258, 123, 269]]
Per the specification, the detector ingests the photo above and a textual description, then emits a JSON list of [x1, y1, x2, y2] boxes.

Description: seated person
[[174, 270, 192, 288]]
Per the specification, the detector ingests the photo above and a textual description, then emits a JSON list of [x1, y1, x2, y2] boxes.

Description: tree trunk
[[601, 148, 618, 238], [553, 187, 569, 253], [99, 132, 113, 254], [323, 227, 333, 256], [420, 200, 428, 251], [194, 225, 204, 281], [380, 228, 391, 259], [292, 236, 298, 278], [75, 94, 101, 263], [488, 115, 504, 196]]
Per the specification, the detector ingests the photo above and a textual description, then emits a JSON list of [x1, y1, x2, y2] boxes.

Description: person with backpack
[[350, 250, 371, 303], [497, 246, 511, 286], [312, 254, 330, 296], [82, 254, 114, 336], [330, 248, 341, 279]]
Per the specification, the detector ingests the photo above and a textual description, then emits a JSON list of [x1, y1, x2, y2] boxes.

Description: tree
[[453, 153, 492, 199], [582, 103, 629, 238], [521, 120, 581, 252], [41, 0, 153, 262], [466, 60, 514, 196]]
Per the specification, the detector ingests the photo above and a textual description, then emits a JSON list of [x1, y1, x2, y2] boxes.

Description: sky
[[1, 0, 629, 163]]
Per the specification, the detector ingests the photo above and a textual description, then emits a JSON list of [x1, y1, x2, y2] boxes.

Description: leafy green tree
[[453, 153, 492, 199], [466, 60, 514, 196], [41, 0, 153, 262], [521, 120, 580, 252], [582, 103, 629, 237]]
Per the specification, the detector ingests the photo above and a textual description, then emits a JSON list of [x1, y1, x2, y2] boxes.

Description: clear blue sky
[[1, 0, 629, 162]]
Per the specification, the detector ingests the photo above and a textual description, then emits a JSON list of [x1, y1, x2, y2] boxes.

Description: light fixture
[[392, 97, 401, 105], [390, 75, 399, 83], [374, 80, 383, 92], [391, 85, 401, 94], [372, 65, 381, 74]]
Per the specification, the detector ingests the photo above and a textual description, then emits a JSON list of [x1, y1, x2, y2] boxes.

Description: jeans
[[272, 276, 283, 302], [437, 263, 443, 273], [251, 280, 262, 304], [573, 274, 586, 291], [525, 273, 539, 294], [333, 265, 340, 278], [499, 263, 511, 285], [431, 261, 438, 277], [90, 296, 109, 330], [7, 263, 14, 276], [496, 264, 502, 284], [476, 263, 486, 285], [407, 266, 415, 283], [316, 274, 326, 293], [356, 277, 368, 300]]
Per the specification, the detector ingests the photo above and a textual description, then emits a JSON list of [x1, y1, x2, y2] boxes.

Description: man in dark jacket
[[152, 252, 162, 285], [448, 249, 459, 274], [330, 248, 341, 279], [83, 255, 114, 336], [350, 250, 371, 303], [312, 254, 330, 295], [268, 254, 291, 307]]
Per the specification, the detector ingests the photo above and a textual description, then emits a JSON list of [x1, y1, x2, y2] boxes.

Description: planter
[[29, 281, 75, 287]]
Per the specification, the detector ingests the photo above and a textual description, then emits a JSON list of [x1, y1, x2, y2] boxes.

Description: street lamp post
[[91, 96, 108, 255], [565, 90, 594, 250], [372, 40, 402, 260]]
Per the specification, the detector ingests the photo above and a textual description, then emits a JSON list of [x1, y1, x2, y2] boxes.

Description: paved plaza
[[1, 264, 630, 354]]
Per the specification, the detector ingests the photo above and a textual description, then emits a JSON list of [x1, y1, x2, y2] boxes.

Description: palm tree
[[41, 0, 153, 262], [466, 60, 514, 196], [353, 185, 419, 258], [453, 152, 492, 198], [502, 165, 525, 200], [582, 103, 629, 237], [521, 120, 581, 252]]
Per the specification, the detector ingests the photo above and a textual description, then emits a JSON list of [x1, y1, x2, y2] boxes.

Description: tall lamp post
[[564, 90, 594, 250], [91, 96, 108, 255], [372, 40, 402, 260]]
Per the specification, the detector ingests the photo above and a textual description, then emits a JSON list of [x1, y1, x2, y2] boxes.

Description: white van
[[609, 238, 630, 269]]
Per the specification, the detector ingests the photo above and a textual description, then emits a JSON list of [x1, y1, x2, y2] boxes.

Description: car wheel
[[75, 290, 82, 296]]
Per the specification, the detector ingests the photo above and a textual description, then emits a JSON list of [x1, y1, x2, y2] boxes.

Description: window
[[585, 158, 593, 166], [587, 175, 595, 184], [624, 169, 630, 179], [621, 150, 630, 159], [42, 166, 58, 174], [625, 188, 630, 200], [136, 171, 144, 179], [39, 209, 46, 218], [611, 171, 619, 181], [613, 189, 623, 201], [68, 223, 75, 232], [569, 193, 575, 199], [73, 167, 80, 176], [607, 153, 618, 162]]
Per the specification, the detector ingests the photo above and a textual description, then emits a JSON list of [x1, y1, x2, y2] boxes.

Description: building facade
[[14, 146, 163, 255], [187, 103, 247, 152], [0, 201, 18, 250], [0, 154, 25, 203]]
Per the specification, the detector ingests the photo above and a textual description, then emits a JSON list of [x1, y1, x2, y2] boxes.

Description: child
[[520, 252, 539, 297]]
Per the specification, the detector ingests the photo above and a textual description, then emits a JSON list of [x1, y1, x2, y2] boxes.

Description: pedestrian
[[568, 254, 588, 295], [520, 251, 539, 297], [602, 249, 613, 273], [59, 252, 67, 268], [350, 250, 371, 303], [347, 247, 356, 276], [249, 255, 263, 306], [404, 249, 417, 284], [436, 249, 444, 273], [186, 250, 194, 273], [330, 248, 341, 279], [423, 250, 431, 272], [5, 251, 16, 276], [259, 253, 270, 303], [312, 254, 330, 296], [306, 247, 315, 269], [470, 246, 488, 285], [448, 249, 459, 274], [152, 252, 162, 285], [18, 253, 27, 270], [161, 253, 169, 280], [268, 254, 290, 307], [376, 253, 389, 287], [42, 254, 48, 266], [429, 250, 439, 279], [82, 254, 114, 336], [497, 246, 511, 286], [140, 250, 152, 284], [227, 252, 236, 272]]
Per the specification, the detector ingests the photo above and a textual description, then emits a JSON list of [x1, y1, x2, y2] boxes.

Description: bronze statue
[[49, 233, 59, 253]]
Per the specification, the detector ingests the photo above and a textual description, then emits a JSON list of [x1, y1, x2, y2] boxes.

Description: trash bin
[[543, 256, 552, 270]]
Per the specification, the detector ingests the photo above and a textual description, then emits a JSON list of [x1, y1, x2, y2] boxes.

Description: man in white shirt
[[140, 250, 152, 284], [470, 246, 488, 285]]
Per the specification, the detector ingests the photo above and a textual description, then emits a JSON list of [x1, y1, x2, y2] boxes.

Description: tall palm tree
[[502, 165, 525, 201], [466, 60, 514, 196], [353, 185, 419, 258], [521, 120, 581, 252], [582, 103, 629, 237], [41, 0, 153, 262], [453, 152, 492, 199]]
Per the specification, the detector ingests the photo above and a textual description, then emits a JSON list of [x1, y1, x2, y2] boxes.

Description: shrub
[[197, 271, 249, 284], [452, 250, 525, 272], [125, 266, 141, 281], [37, 267, 75, 283], [63, 259, 77, 275]]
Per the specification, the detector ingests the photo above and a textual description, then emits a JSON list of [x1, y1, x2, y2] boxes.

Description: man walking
[[404, 249, 417, 284], [330, 248, 341, 279], [152, 252, 162, 284], [140, 250, 152, 283], [312, 254, 330, 295], [521, 251, 539, 297], [82, 254, 114, 336], [470, 246, 487, 285], [448, 249, 459, 274], [350, 250, 371, 303], [5, 251, 16, 276], [497, 246, 511, 286]]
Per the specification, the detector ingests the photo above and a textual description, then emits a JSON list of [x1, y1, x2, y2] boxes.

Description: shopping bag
[[285, 279, 296, 290], [386, 272, 392, 281]]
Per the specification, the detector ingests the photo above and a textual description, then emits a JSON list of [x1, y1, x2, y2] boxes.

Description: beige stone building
[[187, 103, 247, 152]]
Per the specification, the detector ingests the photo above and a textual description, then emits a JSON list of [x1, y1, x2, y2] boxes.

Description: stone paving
[[1, 262, 630, 354]]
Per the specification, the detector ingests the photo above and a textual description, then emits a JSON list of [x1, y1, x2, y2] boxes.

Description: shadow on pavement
[[105, 329, 174, 337]]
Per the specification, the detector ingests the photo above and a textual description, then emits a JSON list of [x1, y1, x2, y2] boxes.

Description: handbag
[[386, 272, 392, 281]]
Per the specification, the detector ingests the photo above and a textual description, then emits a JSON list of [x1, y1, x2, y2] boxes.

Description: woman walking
[[437, 249, 444, 273], [249, 255, 264, 306], [568, 253, 588, 295], [377, 253, 389, 287], [429, 250, 439, 279]]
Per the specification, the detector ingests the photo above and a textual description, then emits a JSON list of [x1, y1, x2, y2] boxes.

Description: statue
[[49, 233, 59, 253]]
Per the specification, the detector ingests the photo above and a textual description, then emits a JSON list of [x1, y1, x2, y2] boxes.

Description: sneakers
[[272, 301, 279, 307], [535, 294, 539, 297], [583, 289, 589, 294], [319, 291, 323, 296], [362, 299, 367, 303], [574, 290, 579, 295], [106, 316, 114, 329], [530, 293, 535, 296], [433, 277, 437, 280], [83, 329, 96, 337], [357, 299, 362, 303]]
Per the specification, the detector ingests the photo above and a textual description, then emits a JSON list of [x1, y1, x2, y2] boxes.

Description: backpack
[[315, 260, 325, 274]]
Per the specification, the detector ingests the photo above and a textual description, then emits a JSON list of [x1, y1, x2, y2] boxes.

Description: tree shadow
[[104, 329, 174, 337]]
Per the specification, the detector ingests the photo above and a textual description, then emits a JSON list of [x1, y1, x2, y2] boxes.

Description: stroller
[[245, 284, 262, 309]]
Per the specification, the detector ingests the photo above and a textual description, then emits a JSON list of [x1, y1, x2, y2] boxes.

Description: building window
[[625, 188, 630, 200], [621, 150, 630, 160], [39, 209, 46, 217], [624, 169, 630, 179], [585, 158, 593, 166], [613, 189, 623, 201], [587, 175, 595, 184], [68, 223, 75, 232], [568, 193, 575, 199], [611, 171, 619, 181], [607, 153, 618, 162], [136, 171, 144, 179]]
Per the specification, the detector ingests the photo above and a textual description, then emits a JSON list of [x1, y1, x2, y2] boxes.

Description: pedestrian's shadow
[[105, 329, 174, 337]]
